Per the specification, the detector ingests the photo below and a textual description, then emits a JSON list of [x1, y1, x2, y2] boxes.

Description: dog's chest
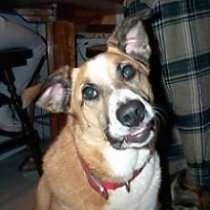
[[103, 153, 160, 210], [55, 153, 160, 210]]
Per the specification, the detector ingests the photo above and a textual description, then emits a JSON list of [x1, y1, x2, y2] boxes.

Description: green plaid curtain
[[124, 0, 210, 187]]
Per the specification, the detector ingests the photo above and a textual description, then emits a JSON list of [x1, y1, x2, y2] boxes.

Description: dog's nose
[[116, 100, 145, 127]]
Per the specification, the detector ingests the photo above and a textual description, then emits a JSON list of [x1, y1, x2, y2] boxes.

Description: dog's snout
[[116, 100, 145, 127]]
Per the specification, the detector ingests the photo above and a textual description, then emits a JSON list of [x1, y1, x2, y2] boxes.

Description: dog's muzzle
[[107, 98, 155, 150]]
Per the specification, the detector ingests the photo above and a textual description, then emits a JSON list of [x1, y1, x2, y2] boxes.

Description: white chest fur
[[103, 152, 160, 210]]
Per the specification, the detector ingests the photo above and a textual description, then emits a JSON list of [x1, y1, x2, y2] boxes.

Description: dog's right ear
[[36, 65, 71, 113]]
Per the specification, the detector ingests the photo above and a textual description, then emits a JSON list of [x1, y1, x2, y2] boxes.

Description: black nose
[[116, 100, 145, 127]]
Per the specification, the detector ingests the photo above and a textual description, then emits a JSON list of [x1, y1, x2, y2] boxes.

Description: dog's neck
[[76, 145, 154, 200]]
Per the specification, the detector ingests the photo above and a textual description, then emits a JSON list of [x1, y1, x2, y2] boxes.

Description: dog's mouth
[[106, 120, 155, 150], [124, 121, 154, 143]]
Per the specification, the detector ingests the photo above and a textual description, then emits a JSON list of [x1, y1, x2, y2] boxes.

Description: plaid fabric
[[124, 0, 210, 187]]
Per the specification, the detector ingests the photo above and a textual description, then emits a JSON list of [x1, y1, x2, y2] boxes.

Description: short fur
[[33, 16, 161, 210], [171, 169, 210, 210]]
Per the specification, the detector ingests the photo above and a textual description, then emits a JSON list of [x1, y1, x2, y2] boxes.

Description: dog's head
[[36, 16, 155, 151]]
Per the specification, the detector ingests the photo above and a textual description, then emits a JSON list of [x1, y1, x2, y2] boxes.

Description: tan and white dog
[[33, 16, 161, 210]]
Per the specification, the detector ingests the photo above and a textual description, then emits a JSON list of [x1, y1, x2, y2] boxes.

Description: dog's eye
[[118, 64, 136, 81], [82, 84, 98, 100]]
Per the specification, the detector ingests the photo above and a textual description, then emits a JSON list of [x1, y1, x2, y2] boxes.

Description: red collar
[[78, 150, 153, 200]]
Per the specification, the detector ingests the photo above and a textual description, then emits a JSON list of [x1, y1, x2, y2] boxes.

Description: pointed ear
[[36, 65, 72, 113], [107, 15, 151, 64], [21, 83, 42, 108]]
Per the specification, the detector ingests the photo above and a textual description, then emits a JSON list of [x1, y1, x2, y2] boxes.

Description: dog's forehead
[[72, 50, 149, 91], [85, 53, 117, 85]]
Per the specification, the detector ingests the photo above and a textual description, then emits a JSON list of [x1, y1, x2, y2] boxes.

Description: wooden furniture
[[0, 0, 123, 139]]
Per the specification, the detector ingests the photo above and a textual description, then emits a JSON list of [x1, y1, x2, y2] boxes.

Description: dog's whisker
[[153, 105, 167, 129]]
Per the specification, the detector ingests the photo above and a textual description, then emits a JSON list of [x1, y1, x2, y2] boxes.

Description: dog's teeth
[[122, 140, 128, 148], [132, 128, 144, 135]]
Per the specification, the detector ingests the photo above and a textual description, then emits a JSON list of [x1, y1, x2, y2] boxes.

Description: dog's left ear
[[107, 15, 151, 64], [36, 65, 71, 113]]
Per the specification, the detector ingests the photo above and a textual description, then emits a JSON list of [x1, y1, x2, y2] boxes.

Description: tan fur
[[171, 169, 210, 210], [31, 16, 160, 210], [21, 83, 42, 108], [40, 122, 108, 210], [35, 52, 155, 210], [35, 175, 52, 210]]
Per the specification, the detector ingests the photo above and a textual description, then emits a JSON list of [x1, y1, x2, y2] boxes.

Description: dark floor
[[0, 150, 39, 210]]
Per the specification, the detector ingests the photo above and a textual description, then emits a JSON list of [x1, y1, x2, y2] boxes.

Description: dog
[[33, 16, 161, 210], [170, 169, 210, 210]]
